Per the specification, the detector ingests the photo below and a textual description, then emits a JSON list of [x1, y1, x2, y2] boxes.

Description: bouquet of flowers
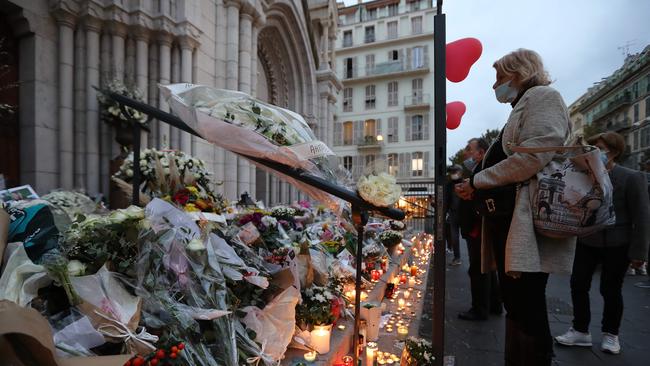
[[97, 80, 148, 126], [296, 285, 339, 327], [41, 191, 99, 220], [379, 230, 403, 247], [160, 84, 344, 208], [401, 337, 435, 366], [357, 172, 401, 208], [384, 219, 406, 231]]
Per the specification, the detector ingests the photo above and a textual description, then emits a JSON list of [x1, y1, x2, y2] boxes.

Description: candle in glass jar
[[399, 273, 407, 284], [403, 290, 411, 300], [311, 325, 331, 354], [410, 265, 418, 277], [408, 276, 416, 288], [366, 342, 378, 366], [342, 355, 353, 366], [304, 351, 317, 362], [371, 270, 381, 281], [398, 298, 405, 309]]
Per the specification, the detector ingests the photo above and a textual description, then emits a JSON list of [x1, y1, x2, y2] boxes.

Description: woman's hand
[[454, 179, 475, 200]]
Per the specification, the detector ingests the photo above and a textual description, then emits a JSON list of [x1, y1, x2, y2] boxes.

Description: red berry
[[169, 352, 177, 359], [132, 357, 145, 366], [171, 346, 178, 353], [177, 343, 185, 350], [150, 359, 159, 366], [155, 350, 165, 359]]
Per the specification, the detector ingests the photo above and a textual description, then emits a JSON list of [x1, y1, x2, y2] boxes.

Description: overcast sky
[[341, 0, 650, 159]]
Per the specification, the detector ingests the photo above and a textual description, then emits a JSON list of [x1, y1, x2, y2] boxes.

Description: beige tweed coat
[[473, 85, 577, 275]]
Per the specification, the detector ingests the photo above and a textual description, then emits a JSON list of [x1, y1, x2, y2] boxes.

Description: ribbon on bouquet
[[94, 310, 159, 354], [246, 340, 278, 366]]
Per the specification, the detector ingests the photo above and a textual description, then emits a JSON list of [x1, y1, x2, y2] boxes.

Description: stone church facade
[[0, 0, 342, 205]]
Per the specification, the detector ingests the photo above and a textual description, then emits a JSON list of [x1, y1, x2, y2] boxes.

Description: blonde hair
[[493, 49, 551, 87]]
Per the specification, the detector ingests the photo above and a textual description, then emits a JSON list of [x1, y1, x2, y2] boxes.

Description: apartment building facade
[[569, 45, 650, 168], [333, 0, 435, 209]]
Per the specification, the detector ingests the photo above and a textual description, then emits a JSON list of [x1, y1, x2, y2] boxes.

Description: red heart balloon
[[446, 38, 483, 83], [446, 101, 466, 130]]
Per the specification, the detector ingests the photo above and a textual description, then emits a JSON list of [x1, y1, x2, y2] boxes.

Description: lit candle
[[402, 264, 410, 272], [406, 302, 412, 307], [311, 325, 331, 354], [342, 356, 354, 366], [371, 270, 381, 281], [410, 265, 418, 277], [399, 273, 407, 284], [403, 290, 411, 300], [385, 326, 393, 333], [398, 298, 405, 309], [408, 277, 416, 288], [304, 351, 317, 362], [366, 342, 378, 366], [338, 324, 346, 331]]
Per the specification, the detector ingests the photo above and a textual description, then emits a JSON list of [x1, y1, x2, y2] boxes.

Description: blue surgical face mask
[[494, 80, 519, 103], [600, 150, 609, 165], [463, 157, 476, 170]]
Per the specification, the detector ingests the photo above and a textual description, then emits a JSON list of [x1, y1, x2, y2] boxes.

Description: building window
[[411, 16, 422, 35], [343, 121, 353, 145], [646, 75, 650, 93], [410, 0, 421, 11], [411, 115, 424, 140], [365, 154, 376, 166], [634, 103, 640, 122], [366, 8, 377, 20], [387, 21, 398, 39], [364, 119, 376, 139], [365, 85, 376, 109], [365, 54, 375, 75], [411, 152, 423, 177], [388, 153, 398, 176], [343, 30, 353, 47], [388, 117, 399, 142], [343, 156, 353, 171], [633, 81, 639, 99], [412, 46, 424, 69], [388, 4, 398, 16], [634, 131, 640, 151], [346, 13, 356, 24], [642, 127, 650, 148], [389, 50, 399, 61], [344, 57, 354, 78], [412, 78, 423, 102], [388, 81, 398, 106], [365, 26, 375, 43], [343, 88, 353, 112], [646, 97, 650, 118]]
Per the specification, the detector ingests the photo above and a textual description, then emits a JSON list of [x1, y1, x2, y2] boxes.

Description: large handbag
[[508, 143, 615, 238]]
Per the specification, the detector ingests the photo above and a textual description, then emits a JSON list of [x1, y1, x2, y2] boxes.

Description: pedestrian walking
[[457, 137, 502, 321], [455, 48, 575, 366], [555, 132, 650, 354], [446, 165, 462, 266]]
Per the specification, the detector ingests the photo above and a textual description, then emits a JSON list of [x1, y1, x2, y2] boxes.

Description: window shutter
[[423, 113, 430, 140], [423, 45, 429, 64], [405, 116, 412, 141], [424, 151, 430, 177], [352, 57, 357, 77], [393, 117, 399, 142], [334, 122, 342, 146], [398, 153, 405, 177], [376, 118, 382, 137], [406, 48, 412, 69], [354, 120, 363, 144]]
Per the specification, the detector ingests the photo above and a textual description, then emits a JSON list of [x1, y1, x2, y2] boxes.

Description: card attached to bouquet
[[237, 222, 261, 245], [285, 141, 334, 161]]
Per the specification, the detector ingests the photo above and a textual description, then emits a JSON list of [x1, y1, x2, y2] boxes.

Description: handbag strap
[[507, 142, 596, 154]]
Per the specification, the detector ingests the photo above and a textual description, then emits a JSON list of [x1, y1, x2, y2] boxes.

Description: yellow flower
[[185, 203, 200, 212], [187, 186, 199, 195], [163, 195, 172, 202]]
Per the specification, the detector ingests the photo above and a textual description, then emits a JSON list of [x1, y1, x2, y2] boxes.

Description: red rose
[[173, 188, 190, 205]]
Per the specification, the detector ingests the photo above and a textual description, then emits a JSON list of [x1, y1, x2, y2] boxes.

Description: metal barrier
[[405, 216, 435, 235]]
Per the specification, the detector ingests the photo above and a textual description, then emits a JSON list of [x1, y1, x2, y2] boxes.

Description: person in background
[[455, 48, 575, 366], [446, 165, 463, 266], [555, 132, 650, 354], [635, 159, 650, 289], [457, 137, 502, 321]]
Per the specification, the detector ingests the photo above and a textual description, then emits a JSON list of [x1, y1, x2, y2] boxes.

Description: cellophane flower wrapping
[[160, 84, 346, 210]]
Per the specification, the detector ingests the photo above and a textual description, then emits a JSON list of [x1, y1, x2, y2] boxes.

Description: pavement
[[420, 238, 650, 366]]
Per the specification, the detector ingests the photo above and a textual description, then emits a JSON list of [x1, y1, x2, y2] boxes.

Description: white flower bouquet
[[97, 80, 148, 126], [379, 230, 403, 247], [402, 337, 435, 366], [357, 172, 402, 207], [160, 84, 343, 207]]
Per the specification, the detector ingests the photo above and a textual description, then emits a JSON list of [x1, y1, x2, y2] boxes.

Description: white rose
[[187, 238, 206, 251], [67, 260, 86, 276], [126, 169, 133, 177], [109, 211, 129, 223], [123, 206, 145, 220]]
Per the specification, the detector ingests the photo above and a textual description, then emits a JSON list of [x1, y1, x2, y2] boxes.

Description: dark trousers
[[485, 216, 553, 366], [570, 242, 630, 335], [446, 220, 461, 260], [467, 235, 501, 316]]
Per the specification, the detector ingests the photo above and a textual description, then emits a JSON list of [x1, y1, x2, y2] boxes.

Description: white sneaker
[[601, 333, 621, 354], [637, 263, 647, 276], [626, 266, 636, 276], [555, 327, 592, 347]]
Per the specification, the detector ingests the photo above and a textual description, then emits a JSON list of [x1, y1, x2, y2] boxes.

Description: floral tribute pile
[[0, 155, 409, 366]]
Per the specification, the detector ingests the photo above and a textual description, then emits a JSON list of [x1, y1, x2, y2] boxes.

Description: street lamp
[[376, 134, 384, 142]]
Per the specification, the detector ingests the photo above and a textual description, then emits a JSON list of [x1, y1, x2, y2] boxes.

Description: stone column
[[249, 20, 261, 199], [320, 20, 330, 70], [213, 0, 228, 195], [55, 12, 75, 190], [85, 19, 102, 195], [100, 32, 112, 198], [328, 95, 336, 147], [148, 42, 159, 147], [74, 27, 86, 189], [134, 30, 149, 147], [170, 45, 180, 149], [319, 92, 328, 143], [223, 0, 241, 200], [237, 12, 253, 195], [179, 36, 194, 153], [158, 33, 173, 148], [110, 23, 128, 81], [125, 37, 135, 85]]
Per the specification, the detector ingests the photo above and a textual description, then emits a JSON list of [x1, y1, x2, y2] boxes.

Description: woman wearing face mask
[[555, 132, 649, 355], [455, 49, 575, 366]]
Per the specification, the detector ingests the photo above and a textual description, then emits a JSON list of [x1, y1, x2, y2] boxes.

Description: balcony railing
[[364, 34, 375, 43], [404, 93, 431, 108], [339, 57, 429, 80], [338, 2, 434, 26], [592, 92, 632, 122], [357, 135, 383, 150]]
